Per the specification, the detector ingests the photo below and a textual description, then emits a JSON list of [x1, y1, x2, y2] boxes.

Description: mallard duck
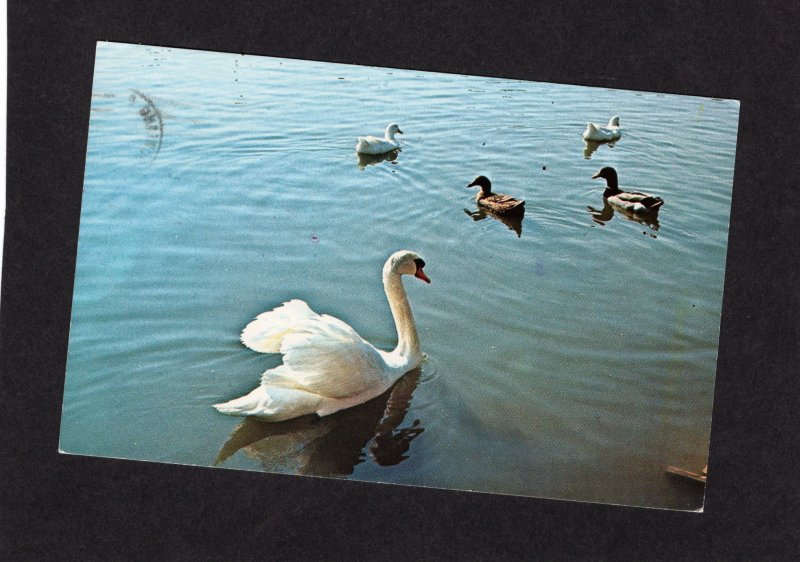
[[355, 123, 403, 154], [582, 116, 621, 142], [591, 167, 664, 213], [214, 251, 430, 422], [467, 176, 525, 215]]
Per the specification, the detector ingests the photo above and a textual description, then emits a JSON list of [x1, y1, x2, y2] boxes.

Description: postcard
[[59, 41, 738, 511]]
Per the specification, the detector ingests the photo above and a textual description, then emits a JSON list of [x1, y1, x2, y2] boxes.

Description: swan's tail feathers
[[240, 299, 318, 353], [213, 388, 265, 417], [214, 384, 323, 421], [644, 197, 664, 210], [582, 123, 598, 139]]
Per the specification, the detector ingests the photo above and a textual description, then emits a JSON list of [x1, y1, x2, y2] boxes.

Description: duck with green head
[[591, 166, 664, 213]]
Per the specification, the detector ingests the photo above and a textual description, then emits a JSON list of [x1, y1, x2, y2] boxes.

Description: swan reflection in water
[[587, 200, 660, 234], [356, 148, 400, 170], [583, 139, 617, 159], [464, 207, 524, 237], [215, 368, 424, 476]]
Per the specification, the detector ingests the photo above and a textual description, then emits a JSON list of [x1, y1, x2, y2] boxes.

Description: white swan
[[355, 123, 403, 154], [582, 116, 621, 142], [214, 250, 431, 421]]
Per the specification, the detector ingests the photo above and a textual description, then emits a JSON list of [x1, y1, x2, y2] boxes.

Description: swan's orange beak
[[414, 267, 431, 284]]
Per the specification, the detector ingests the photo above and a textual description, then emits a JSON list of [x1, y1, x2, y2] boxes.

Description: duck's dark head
[[592, 166, 619, 191], [467, 175, 493, 194]]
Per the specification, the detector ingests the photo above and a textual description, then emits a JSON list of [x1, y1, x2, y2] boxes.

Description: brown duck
[[467, 176, 525, 215]]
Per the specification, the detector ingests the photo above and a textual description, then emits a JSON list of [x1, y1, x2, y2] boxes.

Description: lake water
[[60, 42, 738, 510]]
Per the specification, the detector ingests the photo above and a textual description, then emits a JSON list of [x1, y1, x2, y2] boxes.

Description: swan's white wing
[[240, 299, 318, 353], [357, 135, 383, 143], [261, 314, 388, 399]]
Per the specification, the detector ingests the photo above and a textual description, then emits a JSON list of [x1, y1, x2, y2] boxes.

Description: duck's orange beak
[[414, 267, 431, 284]]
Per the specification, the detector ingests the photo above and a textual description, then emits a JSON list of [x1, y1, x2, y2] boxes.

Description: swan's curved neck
[[383, 271, 421, 360], [385, 129, 397, 141]]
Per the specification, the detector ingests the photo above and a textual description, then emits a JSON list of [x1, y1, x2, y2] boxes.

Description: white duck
[[214, 250, 431, 422], [355, 123, 403, 154], [582, 116, 621, 142]]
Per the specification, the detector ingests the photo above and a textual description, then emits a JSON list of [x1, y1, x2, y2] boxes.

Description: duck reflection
[[587, 200, 660, 232], [356, 148, 400, 170], [464, 207, 524, 237], [583, 139, 617, 159], [215, 368, 424, 476]]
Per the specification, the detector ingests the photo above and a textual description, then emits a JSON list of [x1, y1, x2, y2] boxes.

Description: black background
[[3, 1, 799, 559]]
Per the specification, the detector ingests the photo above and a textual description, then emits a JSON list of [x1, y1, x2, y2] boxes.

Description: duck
[[355, 123, 403, 154], [467, 176, 525, 215], [582, 116, 621, 142], [591, 166, 664, 213], [214, 250, 431, 422]]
